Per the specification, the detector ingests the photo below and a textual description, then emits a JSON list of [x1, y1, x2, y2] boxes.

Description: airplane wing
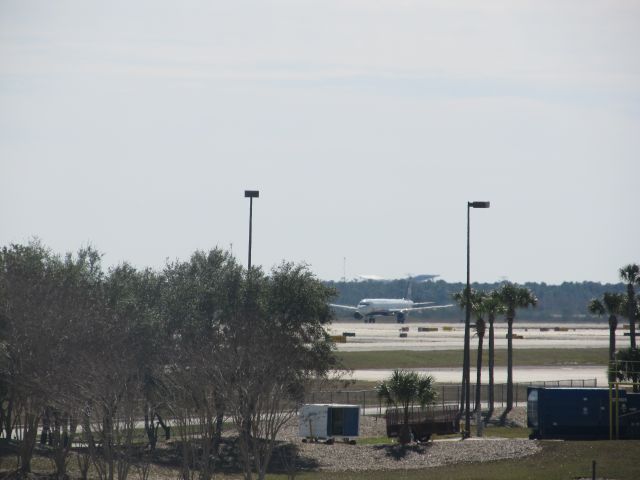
[[329, 304, 358, 311], [389, 304, 454, 313], [412, 302, 435, 306]]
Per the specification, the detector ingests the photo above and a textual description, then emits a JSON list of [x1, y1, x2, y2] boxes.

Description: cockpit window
[[358, 302, 370, 307]]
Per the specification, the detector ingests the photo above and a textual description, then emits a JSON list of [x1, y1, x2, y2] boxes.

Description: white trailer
[[298, 404, 360, 443]]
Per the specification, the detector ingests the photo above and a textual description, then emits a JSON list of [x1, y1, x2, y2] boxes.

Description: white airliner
[[330, 298, 452, 323]]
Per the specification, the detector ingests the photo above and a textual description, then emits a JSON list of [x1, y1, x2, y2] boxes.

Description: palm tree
[[451, 287, 487, 410], [376, 369, 437, 445], [588, 293, 625, 383], [482, 290, 505, 415], [619, 264, 640, 350], [612, 347, 640, 384], [496, 282, 537, 411], [473, 315, 486, 414]]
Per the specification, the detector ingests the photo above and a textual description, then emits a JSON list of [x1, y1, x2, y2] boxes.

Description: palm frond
[[587, 298, 605, 316], [619, 264, 640, 284]]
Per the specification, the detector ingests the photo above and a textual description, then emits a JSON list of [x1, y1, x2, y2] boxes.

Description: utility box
[[527, 387, 616, 439], [298, 404, 360, 441], [622, 392, 640, 438]]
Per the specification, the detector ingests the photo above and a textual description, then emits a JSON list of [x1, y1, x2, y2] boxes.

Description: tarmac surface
[[343, 365, 607, 385], [329, 320, 613, 351], [330, 321, 612, 385]]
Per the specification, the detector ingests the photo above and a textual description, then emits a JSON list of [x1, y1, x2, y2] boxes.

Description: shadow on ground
[[152, 437, 320, 475], [0, 437, 320, 478], [479, 407, 523, 427], [373, 443, 431, 460]]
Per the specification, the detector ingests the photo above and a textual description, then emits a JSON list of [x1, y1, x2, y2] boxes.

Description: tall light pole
[[462, 200, 490, 438], [244, 190, 259, 270]]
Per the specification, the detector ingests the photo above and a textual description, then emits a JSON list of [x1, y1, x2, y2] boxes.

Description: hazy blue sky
[[1, 0, 638, 284]]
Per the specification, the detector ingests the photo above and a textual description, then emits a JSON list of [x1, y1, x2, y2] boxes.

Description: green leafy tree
[[219, 262, 337, 480], [376, 369, 437, 445], [588, 293, 625, 382], [77, 263, 154, 480], [0, 242, 60, 473], [0, 242, 104, 476], [46, 247, 104, 478], [162, 248, 243, 480], [105, 265, 168, 453], [496, 282, 537, 411], [0, 242, 337, 480]]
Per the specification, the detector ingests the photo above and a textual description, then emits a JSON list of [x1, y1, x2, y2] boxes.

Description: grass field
[[336, 347, 608, 370], [285, 440, 640, 480]]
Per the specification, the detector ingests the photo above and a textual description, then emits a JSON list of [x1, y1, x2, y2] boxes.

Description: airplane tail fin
[[406, 278, 412, 300]]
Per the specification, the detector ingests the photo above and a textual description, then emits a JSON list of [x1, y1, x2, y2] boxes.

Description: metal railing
[[306, 378, 598, 415], [608, 357, 640, 439]]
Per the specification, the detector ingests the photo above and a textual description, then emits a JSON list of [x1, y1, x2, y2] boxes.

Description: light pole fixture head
[[469, 201, 490, 208], [244, 190, 260, 198]]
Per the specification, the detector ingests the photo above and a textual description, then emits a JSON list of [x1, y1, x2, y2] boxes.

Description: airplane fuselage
[[355, 298, 414, 320]]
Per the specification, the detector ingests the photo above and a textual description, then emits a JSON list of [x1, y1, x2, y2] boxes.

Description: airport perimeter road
[[340, 365, 607, 385], [329, 321, 612, 352]]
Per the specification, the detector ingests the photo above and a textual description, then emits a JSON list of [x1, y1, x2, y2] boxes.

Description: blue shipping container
[[527, 387, 617, 439]]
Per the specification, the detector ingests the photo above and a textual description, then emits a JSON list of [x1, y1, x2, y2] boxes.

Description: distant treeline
[[325, 279, 626, 321]]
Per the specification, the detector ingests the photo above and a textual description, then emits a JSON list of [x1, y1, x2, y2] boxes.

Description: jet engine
[[354, 312, 363, 320]]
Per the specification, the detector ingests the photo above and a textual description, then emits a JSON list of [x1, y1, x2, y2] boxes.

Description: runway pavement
[[329, 321, 612, 352], [329, 321, 611, 384], [341, 365, 607, 385]]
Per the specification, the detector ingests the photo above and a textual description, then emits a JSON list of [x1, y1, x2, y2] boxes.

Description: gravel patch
[[295, 438, 540, 471], [492, 406, 528, 427], [274, 407, 539, 472]]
